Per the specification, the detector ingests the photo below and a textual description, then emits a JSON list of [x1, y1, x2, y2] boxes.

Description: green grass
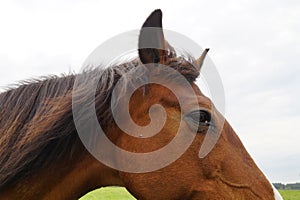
[[79, 187, 136, 200], [279, 190, 300, 200], [80, 187, 299, 200]]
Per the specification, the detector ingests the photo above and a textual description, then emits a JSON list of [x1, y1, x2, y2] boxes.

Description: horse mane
[[0, 56, 199, 189]]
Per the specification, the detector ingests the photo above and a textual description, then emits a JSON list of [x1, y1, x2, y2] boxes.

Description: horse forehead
[[153, 83, 210, 108], [157, 82, 202, 96]]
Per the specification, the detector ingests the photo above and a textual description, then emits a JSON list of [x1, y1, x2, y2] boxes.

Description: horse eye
[[186, 110, 211, 126]]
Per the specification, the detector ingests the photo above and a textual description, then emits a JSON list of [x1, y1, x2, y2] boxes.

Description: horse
[[0, 9, 282, 200]]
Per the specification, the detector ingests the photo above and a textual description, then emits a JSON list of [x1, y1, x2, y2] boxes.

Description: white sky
[[0, 0, 299, 183]]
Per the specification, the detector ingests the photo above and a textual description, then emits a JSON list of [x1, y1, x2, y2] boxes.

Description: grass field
[[79, 187, 136, 200], [279, 190, 300, 200], [80, 187, 300, 200]]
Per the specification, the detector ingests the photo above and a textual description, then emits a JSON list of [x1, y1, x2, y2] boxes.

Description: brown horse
[[0, 9, 282, 200]]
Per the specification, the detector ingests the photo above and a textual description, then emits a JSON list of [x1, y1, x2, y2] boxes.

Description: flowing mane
[[0, 57, 199, 189]]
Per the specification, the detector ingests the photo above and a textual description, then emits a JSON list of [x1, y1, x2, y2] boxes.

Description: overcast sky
[[0, 0, 299, 183]]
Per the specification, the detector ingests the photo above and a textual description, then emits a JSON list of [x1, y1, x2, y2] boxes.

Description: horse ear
[[138, 9, 169, 64], [196, 48, 209, 71]]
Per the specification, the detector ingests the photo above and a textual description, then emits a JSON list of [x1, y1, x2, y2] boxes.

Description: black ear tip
[[153, 9, 162, 16], [142, 9, 163, 28]]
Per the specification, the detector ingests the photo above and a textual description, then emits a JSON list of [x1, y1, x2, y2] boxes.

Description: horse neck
[[0, 144, 124, 200]]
